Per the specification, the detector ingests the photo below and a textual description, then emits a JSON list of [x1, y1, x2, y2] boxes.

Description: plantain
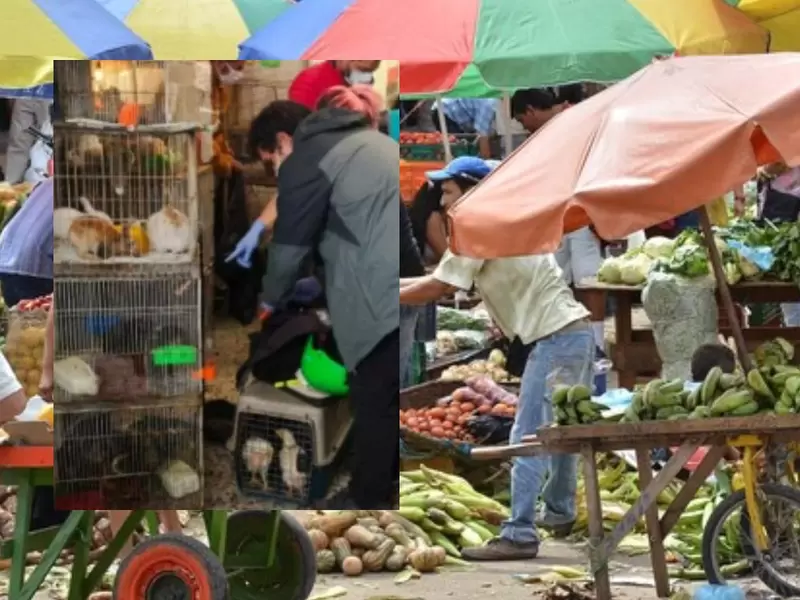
[[718, 373, 743, 390], [659, 378, 685, 395], [650, 393, 684, 409], [689, 405, 711, 420], [710, 389, 754, 417], [643, 379, 663, 409], [684, 386, 701, 411], [552, 384, 571, 406], [747, 368, 775, 400], [728, 400, 759, 417], [655, 405, 688, 420], [567, 384, 592, 404], [785, 376, 800, 398], [775, 401, 794, 415], [701, 367, 723, 405]]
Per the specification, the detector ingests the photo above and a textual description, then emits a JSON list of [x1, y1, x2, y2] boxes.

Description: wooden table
[[472, 415, 800, 600], [578, 278, 800, 389]]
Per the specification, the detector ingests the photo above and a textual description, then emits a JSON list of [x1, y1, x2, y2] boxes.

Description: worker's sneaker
[[460, 538, 539, 561]]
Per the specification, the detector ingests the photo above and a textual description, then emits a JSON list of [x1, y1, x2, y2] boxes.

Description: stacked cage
[[53, 121, 205, 509]]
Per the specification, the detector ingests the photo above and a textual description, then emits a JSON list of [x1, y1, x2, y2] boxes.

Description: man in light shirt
[[0, 351, 26, 424], [400, 156, 595, 559]]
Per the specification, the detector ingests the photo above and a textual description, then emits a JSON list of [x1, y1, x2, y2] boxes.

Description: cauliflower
[[642, 236, 675, 260]]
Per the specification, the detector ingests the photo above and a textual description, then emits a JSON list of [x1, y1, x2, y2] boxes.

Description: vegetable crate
[[400, 160, 443, 203], [230, 380, 353, 507], [0, 445, 318, 600]]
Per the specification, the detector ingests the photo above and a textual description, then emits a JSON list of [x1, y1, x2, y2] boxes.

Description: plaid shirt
[[438, 98, 496, 136], [0, 178, 53, 279]]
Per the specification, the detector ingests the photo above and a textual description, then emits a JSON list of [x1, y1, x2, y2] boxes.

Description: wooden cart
[[472, 415, 800, 600], [578, 278, 800, 389]]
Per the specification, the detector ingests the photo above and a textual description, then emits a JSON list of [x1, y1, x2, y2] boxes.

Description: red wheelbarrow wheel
[[113, 533, 229, 600]]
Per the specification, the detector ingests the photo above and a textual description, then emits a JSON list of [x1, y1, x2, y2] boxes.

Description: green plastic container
[[152, 345, 197, 366], [300, 337, 350, 396]]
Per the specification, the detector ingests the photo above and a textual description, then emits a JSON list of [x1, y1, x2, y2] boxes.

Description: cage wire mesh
[[53, 123, 199, 267], [54, 274, 202, 403], [54, 402, 202, 509], [235, 412, 314, 502]]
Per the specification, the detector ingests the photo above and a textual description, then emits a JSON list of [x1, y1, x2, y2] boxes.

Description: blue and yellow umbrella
[[97, 0, 293, 59], [727, 0, 800, 51], [1, 0, 152, 99]]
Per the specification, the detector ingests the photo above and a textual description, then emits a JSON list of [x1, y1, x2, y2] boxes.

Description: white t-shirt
[[0, 352, 22, 400], [433, 250, 590, 344]]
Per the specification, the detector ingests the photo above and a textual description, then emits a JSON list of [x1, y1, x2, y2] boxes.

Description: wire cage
[[54, 401, 203, 509], [231, 381, 353, 507], [53, 121, 200, 267], [54, 274, 203, 403], [54, 60, 211, 125]]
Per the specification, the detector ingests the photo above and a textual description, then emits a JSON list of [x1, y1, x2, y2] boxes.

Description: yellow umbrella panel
[[733, 0, 800, 51]]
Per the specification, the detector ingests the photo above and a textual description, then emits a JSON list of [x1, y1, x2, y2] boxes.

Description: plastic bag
[[642, 272, 718, 381], [54, 357, 99, 396]]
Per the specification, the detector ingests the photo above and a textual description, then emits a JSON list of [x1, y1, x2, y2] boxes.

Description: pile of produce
[[439, 349, 514, 382], [399, 131, 458, 145], [3, 294, 52, 397], [398, 466, 507, 557], [401, 376, 518, 442], [431, 307, 492, 359], [572, 457, 748, 581], [307, 511, 456, 576], [554, 338, 799, 427], [597, 218, 800, 287], [553, 384, 610, 426]]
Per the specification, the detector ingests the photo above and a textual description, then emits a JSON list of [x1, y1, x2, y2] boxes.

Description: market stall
[[583, 278, 800, 388]]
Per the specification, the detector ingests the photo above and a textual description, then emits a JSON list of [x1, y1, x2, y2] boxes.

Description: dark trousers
[[348, 330, 399, 508]]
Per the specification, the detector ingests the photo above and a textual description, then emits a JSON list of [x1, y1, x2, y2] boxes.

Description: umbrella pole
[[435, 96, 453, 163], [502, 93, 513, 157], [698, 206, 753, 372]]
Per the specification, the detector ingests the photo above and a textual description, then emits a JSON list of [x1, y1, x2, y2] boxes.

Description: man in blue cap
[[401, 156, 595, 560]]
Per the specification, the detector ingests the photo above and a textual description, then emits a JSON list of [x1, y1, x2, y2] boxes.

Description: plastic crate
[[400, 160, 443, 203]]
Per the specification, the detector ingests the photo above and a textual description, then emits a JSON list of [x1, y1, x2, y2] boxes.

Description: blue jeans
[[500, 324, 595, 545], [400, 305, 420, 388], [783, 303, 800, 327]]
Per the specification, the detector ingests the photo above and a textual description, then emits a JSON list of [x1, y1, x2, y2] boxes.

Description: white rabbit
[[79, 197, 113, 223], [54, 208, 83, 240], [147, 205, 192, 254]]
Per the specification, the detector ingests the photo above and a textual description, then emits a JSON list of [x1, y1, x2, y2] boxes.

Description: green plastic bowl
[[300, 337, 349, 396]]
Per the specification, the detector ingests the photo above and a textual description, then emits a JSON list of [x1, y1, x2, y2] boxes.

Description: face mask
[[346, 70, 374, 86], [218, 69, 243, 86]]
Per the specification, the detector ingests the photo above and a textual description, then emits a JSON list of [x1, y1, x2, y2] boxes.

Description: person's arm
[[261, 155, 330, 308], [39, 303, 54, 401], [732, 184, 746, 217], [400, 250, 484, 305], [0, 352, 26, 424], [474, 100, 496, 159], [426, 212, 449, 261], [5, 101, 36, 184]]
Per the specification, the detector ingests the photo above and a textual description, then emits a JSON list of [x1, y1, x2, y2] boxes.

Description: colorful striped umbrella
[[97, 0, 293, 59], [239, 0, 770, 97], [728, 0, 800, 51], [1, 0, 152, 99]]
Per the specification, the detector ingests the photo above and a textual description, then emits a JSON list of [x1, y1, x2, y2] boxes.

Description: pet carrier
[[228, 309, 353, 507]]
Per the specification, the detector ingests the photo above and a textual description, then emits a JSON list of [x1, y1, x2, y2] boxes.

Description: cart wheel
[[113, 533, 229, 600], [225, 510, 316, 600]]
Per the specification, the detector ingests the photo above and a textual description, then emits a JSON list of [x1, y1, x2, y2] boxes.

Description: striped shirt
[[437, 99, 496, 136], [0, 178, 53, 279]]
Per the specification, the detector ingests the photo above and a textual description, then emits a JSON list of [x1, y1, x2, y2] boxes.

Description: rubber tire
[[225, 510, 316, 600], [701, 483, 800, 598], [113, 533, 229, 600]]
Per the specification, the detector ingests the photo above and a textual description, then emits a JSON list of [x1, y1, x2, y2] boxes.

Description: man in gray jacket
[[249, 100, 399, 508]]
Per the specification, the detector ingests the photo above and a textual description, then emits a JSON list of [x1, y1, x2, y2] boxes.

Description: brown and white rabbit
[[54, 197, 113, 241], [68, 217, 137, 261], [147, 204, 192, 254]]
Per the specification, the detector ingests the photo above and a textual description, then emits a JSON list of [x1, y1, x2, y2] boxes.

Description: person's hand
[[258, 302, 274, 322], [733, 195, 746, 218], [231, 159, 244, 171], [226, 220, 266, 268], [292, 277, 323, 304], [39, 368, 53, 402]]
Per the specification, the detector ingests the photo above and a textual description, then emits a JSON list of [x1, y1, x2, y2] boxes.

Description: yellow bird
[[113, 222, 150, 255]]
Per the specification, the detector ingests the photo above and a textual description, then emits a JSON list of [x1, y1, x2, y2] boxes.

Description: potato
[[26, 369, 41, 385], [20, 328, 44, 348], [15, 356, 35, 371], [25, 383, 39, 398]]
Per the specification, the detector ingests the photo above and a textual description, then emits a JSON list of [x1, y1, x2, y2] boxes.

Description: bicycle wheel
[[701, 483, 800, 597]]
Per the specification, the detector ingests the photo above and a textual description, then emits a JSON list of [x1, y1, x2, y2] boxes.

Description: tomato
[[460, 402, 475, 413], [406, 417, 419, 429], [477, 404, 491, 415], [430, 426, 445, 438], [441, 420, 453, 430], [428, 407, 446, 420]]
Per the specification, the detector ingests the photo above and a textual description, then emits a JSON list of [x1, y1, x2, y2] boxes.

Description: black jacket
[[400, 201, 424, 277]]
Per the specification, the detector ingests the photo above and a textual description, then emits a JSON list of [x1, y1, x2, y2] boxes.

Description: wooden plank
[[535, 414, 800, 446], [636, 447, 671, 599], [581, 445, 612, 600], [660, 445, 727, 537], [600, 444, 698, 562]]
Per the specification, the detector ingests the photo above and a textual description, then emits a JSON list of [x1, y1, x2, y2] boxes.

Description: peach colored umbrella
[[447, 53, 800, 260]]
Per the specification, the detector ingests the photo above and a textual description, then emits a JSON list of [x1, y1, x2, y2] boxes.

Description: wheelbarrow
[[0, 445, 318, 600]]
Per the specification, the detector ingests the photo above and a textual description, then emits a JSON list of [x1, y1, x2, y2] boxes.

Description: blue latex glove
[[258, 302, 274, 322], [226, 220, 266, 268], [292, 277, 323, 304]]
